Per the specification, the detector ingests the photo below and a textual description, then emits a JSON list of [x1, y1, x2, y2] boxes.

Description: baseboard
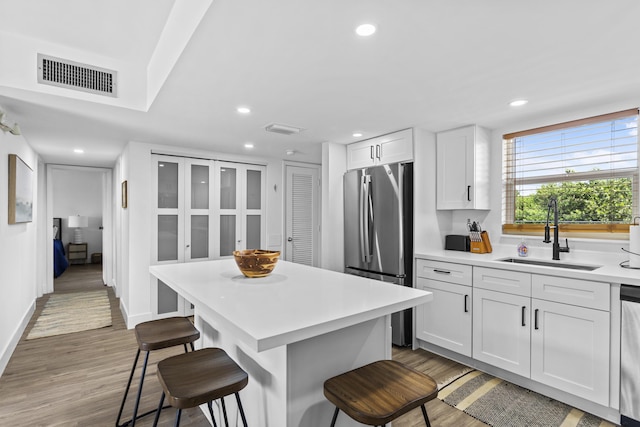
[[0, 301, 35, 377], [119, 299, 151, 329]]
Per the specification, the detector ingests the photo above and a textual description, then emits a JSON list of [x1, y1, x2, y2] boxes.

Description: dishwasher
[[621, 285, 640, 426]]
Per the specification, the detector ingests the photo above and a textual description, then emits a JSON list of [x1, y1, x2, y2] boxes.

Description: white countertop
[[150, 259, 432, 352], [416, 245, 640, 286]]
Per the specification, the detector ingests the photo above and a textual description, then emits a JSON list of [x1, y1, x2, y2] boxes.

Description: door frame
[[45, 164, 113, 294]]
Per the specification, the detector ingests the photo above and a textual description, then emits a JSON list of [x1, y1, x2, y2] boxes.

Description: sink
[[497, 257, 601, 271]]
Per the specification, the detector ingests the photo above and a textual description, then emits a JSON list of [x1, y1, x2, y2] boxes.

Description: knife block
[[470, 231, 492, 254]]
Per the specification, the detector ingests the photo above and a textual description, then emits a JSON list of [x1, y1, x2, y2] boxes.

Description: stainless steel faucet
[[543, 196, 570, 260]]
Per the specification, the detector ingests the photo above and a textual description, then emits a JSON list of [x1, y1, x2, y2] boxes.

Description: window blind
[[503, 109, 639, 231]]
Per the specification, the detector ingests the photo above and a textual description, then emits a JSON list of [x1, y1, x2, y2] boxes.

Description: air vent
[[37, 54, 117, 97], [264, 123, 304, 135]]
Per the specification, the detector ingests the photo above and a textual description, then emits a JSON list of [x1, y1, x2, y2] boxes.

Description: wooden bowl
[[233, 249, 280, 278]]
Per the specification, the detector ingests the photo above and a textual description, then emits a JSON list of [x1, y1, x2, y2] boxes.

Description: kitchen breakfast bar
[[150, 259, 432, 426]]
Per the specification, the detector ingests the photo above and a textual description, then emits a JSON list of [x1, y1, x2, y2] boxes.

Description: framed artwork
[[8, 154, 33, 224], [122, 180, 128, 208]]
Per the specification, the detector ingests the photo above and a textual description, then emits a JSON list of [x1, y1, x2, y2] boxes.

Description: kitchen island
[[150, 259, 432, 426]]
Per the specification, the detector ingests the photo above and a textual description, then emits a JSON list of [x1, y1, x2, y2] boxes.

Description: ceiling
[[1, 0, 639, 167]]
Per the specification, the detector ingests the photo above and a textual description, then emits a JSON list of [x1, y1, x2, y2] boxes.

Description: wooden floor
[[0, 264, 484, 427]]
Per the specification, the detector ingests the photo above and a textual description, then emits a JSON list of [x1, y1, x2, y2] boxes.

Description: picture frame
[[122, 180, 128, 208], [8, 154, 33, 224]]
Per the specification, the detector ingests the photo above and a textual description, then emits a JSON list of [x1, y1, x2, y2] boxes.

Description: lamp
[[68, 215, 88, 244], [0, 111, 20, 135]]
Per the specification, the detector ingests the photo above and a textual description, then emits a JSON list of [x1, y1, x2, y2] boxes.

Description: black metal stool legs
[[207, 402, 219, 427], [328, 405, 430, 427], [421, 404, 431, 427], [117, 343, 194, 427], [116, 349, 142, 427], [152, 391, 165, 427], [235, 392, 248, 427], [330, 407, 339, 427]]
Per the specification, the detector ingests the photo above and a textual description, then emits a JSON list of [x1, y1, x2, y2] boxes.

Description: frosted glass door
[[215, 162, 266, 257], [186, 161, 213, 261]]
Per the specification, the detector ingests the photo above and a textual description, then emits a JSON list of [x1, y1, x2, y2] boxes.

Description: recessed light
[[73, 148, 84, 154], [355, 24, 376, 37], [237, 106, 251, 114], [509, 99, 528, 107], [244, 143, 254, 149], [353, 132, 363, 138], [286, 149, 295, 156]]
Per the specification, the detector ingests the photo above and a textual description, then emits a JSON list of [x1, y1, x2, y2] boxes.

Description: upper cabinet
[[436, 125, 490, 210], [347, 128, 413, 170]]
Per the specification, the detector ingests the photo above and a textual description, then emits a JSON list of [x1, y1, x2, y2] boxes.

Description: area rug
[[438, 370, 616, 427], [27, 290, 112, 339]]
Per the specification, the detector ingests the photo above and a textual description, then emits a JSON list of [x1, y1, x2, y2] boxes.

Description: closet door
[[152, 155, 185, 318], [185, 160, 215, 262], [215, 161, 266, 257], [151, 156, 214, 318]]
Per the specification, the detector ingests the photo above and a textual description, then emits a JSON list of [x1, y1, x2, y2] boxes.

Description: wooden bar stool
[[323, 360, 438, 427], [116, 316, 200, 427], [152, 347, 249, 427]]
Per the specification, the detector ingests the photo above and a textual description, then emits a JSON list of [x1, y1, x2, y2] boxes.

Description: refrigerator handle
[[360, 175, 372, 263]]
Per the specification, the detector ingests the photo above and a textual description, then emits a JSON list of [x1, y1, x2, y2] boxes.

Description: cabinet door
[[436, 126, 472, 209], [377, 128, 413, 165], [346, 141, 375, 170], [436, 125, 489, 210], [473, 288, 531, 377], [531, 299, 610, 405], [416, 278, 472, 357], [346, 129, 413, 170]]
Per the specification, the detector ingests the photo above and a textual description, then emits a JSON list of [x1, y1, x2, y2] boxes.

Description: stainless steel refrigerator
[[344, 162, 413, 346]]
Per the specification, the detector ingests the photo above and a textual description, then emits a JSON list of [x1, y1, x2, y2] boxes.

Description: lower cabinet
[[472, 288, 531, 377], [417, 258, 613, 408], [531, 298, 610, 405], [416, 278, 472, 357]]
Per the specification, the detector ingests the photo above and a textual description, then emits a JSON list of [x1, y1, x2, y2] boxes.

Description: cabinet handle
[[370, 145, 374, 160], [534, 309, 539, 330], [467, 185, 471, 201], [464, 295, 469, 313], [521, 306, 526, 326], [376, 144, 381, 160], [432, 269, 451, 275]]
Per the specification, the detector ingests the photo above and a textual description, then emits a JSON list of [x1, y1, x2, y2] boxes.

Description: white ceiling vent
[[264, 123, 304, 135], [37, 54, 117, 97]]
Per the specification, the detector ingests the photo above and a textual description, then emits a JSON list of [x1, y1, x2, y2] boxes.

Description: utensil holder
[[470, 231, 492, 254]]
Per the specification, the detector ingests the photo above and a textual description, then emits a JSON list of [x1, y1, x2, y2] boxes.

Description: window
[[503, 109, 639, 237]]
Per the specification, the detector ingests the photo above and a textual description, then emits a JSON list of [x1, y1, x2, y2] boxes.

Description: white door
[[151, 156, 214, 318], [284, 163, 320, 266], [473, 288, 531, 377], [214, 161, 266, 257]]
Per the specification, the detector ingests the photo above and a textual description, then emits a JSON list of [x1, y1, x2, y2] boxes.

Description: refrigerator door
[[344, 163, 404, 281]]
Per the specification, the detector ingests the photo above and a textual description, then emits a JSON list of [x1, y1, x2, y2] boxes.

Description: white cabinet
[[347, 129, 413, 170], [473, 268, 531, 377], [531, 276, 610, 405], [472, 267, 611, 406], [415, 259, 472, 356], [436, 125, 490, 209]]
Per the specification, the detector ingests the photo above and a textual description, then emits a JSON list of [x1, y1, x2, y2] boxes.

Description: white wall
[[0, 126, 39, 376], [321, 142, 346, 272], [51, 168, 103, 263]]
